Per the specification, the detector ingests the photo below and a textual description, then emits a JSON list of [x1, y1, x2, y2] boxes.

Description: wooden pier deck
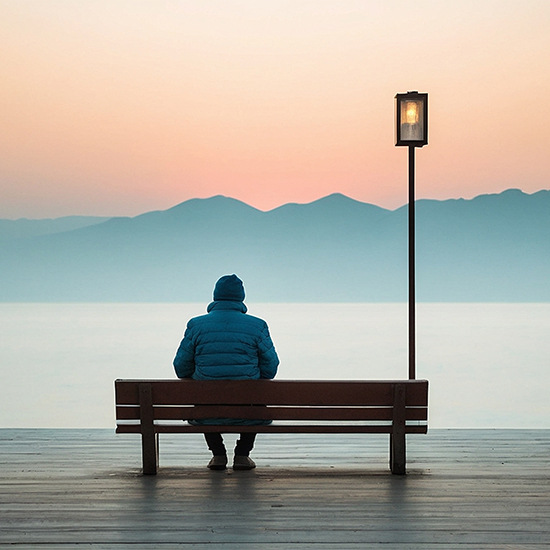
[[1, 429, 549, 548]]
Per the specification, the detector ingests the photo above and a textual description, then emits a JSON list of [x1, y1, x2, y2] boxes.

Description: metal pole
[[408, 146, 416, 380]]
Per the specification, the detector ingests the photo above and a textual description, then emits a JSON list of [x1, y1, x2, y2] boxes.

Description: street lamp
[[395, 91, 428, 380]]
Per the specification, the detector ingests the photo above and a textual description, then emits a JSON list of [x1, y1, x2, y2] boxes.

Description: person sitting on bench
[[173, 274, 279, 470]]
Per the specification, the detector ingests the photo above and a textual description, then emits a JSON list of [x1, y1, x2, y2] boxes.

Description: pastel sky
[[1, 0, 549, 218]]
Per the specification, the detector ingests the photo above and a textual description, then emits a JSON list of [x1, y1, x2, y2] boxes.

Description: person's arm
[[257, 324, 279, 379], [173, 325, 196, 379]]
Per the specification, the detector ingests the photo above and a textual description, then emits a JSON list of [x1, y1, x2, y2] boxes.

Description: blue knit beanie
[[213, 274, 245, 302]]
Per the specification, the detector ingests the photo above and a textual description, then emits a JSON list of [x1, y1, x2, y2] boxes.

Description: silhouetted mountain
[[0, 216, 110, 241], [1, 189, 548, 302]]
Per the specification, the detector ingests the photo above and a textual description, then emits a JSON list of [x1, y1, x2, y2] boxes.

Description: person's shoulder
[[243, 313, 269, 329], [187, 313, 209, 328]]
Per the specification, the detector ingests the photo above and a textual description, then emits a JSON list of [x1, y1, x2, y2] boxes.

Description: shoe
[[207, 455, 228, 470], [233, 456, 256, 470]]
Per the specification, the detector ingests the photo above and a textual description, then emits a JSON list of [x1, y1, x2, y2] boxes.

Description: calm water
[[1, 303, 549, 428]]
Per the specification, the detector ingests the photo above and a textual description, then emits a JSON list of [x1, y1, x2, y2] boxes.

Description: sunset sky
[[1, 0, 549, 219]]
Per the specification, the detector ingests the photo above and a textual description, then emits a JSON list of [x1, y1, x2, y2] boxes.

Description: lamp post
[[395, 91, 428, 380]]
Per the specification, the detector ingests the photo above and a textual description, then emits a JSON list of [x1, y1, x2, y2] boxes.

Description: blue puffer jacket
[[173, 298, 279, 425], [173, 301, 279, 381]]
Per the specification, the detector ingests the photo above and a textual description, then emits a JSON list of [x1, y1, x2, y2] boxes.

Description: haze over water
[[1, 302, 548, 429]]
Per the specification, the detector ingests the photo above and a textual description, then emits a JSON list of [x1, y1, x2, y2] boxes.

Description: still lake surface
[[1, 303, 548, 429]]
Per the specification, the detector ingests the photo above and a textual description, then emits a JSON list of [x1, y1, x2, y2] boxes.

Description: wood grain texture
[[1, 429, 549, 548]]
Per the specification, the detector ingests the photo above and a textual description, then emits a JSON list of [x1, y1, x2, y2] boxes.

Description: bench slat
[[116, 423, 428, 435], [116, 405, 428, 421], [115, 379, 429, 407]]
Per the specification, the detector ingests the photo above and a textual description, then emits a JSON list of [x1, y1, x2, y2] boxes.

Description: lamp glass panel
[[400, 99, 425, 141]]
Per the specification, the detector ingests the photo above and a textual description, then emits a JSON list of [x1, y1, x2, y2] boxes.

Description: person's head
[[213, 274, 245, 302]]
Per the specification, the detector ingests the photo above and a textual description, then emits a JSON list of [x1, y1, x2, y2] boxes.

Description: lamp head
[[395, 91, 428, 147]]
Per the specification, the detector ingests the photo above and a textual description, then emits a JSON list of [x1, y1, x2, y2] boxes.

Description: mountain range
[[1, 189, 549, 302]]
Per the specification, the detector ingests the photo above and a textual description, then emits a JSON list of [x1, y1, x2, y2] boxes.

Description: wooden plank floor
[[0, 428, 549, 548]]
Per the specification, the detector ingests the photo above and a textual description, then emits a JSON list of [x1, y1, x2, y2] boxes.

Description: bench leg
[[139, 383, 158, 475], [390, 433, 406, 475], [391, 383, 406, 475], [142, 431, 159, 475]]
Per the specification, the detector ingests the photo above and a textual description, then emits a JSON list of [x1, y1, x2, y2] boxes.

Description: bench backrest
[[115, 379, 428, 423]]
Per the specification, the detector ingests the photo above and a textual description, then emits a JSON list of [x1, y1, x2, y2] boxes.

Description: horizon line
[[2, 187, 548, 221]]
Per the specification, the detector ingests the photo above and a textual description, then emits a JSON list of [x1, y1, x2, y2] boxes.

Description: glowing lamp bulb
[[405, 102, 419, 124]]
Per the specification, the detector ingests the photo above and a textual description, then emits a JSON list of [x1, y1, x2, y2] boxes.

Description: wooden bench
[[115, 379, 429, 475]]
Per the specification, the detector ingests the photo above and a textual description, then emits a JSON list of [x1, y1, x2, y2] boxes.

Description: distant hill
[[1, 189, 549, 302], [0, 216, 110, 241]]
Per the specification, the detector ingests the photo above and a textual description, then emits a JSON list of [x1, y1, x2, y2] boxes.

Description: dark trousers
[[204, 432, 257, 457]]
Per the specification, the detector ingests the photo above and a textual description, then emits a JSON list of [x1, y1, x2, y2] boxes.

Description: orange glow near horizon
[[1, 1, 550, 218]]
